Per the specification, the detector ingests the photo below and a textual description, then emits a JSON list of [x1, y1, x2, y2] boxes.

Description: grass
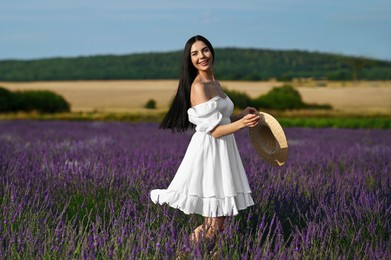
[[0, 111, 166, 122], [1, 110, 390, 129]]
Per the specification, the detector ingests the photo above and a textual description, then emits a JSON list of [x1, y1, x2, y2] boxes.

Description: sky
[[1, 0, 390, 61]]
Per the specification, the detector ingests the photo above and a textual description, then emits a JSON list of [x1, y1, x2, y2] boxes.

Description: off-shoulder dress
[[150, 95, 254, 217]]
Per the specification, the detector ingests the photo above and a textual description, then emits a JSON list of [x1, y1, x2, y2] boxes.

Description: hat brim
[[249, 112, 288, 166]]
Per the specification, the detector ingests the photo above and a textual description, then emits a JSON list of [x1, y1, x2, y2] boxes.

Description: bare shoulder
[[191, 80, 207, 94], [191, 81, 210, 106]]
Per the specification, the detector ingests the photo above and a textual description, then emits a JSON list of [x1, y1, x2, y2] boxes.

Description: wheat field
[[1, 80, 390, 114]]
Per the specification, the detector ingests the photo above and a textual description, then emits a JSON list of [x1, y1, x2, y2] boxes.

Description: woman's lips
[[199, 60, 208, 66]]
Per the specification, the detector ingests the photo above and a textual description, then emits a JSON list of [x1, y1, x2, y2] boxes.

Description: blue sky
[[1, 0, 390, 61]]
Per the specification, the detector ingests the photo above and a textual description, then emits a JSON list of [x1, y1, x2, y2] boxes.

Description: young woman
[[150, 35, 259, 243]]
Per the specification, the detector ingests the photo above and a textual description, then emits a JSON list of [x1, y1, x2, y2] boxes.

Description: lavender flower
[[0, 121, 389, 258]]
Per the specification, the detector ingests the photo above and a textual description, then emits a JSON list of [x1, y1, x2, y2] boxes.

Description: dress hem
[[150, 189, 255, 217]]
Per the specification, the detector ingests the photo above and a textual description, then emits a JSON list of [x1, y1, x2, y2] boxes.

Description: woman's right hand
[[212, 112, 260, 138], [240, 113, 260, 128]]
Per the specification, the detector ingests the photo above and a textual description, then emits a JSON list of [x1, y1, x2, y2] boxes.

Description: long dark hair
[[159, 35, 215, 132]]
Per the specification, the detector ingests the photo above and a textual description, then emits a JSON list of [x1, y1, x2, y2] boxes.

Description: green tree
[[13, 90, 70, 113], [252, 85, 305, 110], [0, 87, 15, 112], [144, 99, 157, 109]]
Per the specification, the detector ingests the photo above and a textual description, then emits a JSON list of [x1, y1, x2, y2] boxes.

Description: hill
[[0, 48, 390, 81]]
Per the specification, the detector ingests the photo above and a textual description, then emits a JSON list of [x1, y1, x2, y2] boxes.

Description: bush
[[222, 85, 332, 111], [251, 85, 306, 110], [13, 90, 71, 113], [222, 88, 252, 109], [0, 87, 15, 112], [144, 99, 157, 109]]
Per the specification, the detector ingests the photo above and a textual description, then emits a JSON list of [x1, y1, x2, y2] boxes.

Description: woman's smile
[[198, 59, 209, 66], [190, 40, 213, 71]]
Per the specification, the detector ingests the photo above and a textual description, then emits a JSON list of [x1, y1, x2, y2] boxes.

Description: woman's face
[[190, 40, 213, 72]]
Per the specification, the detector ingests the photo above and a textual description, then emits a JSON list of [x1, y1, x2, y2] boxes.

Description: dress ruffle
[[187, 97, 223, 133], [150, 189, 254, 217]]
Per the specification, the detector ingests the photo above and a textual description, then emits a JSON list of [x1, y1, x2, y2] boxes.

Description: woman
[[150, 35, 259, 243]]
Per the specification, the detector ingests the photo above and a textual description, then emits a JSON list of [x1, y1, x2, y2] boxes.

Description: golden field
[[1, 80, 391, 115]]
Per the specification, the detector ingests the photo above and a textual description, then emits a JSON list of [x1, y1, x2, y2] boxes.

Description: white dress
[[150, 95, 254, 217]]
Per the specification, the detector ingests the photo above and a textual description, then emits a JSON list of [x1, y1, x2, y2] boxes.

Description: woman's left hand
[[241, 107, 258, 116]]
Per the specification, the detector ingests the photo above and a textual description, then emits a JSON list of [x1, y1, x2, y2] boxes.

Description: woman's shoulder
[[191, 80, 210, 106], [191, 79, 208, 94]]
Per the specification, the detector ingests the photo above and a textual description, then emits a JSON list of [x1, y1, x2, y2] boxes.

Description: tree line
[[0, 48, 390, 81]]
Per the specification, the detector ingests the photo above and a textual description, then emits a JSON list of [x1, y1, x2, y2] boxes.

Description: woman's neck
[[198, 70, 215, 82]]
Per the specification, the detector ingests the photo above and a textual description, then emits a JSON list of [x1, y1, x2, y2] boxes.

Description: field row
[[0, 121, 390, 258], [1, 80, 391, 114]]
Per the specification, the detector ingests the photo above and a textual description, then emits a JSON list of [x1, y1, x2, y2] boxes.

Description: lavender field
[[0, 121, 390, 259]]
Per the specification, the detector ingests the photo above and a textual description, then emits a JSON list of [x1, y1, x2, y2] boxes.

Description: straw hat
[[249, 112, 288, 166]]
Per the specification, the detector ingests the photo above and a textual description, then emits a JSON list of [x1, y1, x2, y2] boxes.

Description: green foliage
[[13, 90, 71, 113], [0, 86, 15, 112], [222, 88, 252, 109], [251, 85, 305, 110], [0, 110, 389, 129], [0, 87, 70, 113], [144, 99, 157, 109], [224, 84, 332, 111], [1, 49, 390, 81], [278, 117, 391, 129]]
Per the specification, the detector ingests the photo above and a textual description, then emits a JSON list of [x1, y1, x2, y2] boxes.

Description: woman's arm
[[230, 107, 258, 122], [210, 113, 259, 138]]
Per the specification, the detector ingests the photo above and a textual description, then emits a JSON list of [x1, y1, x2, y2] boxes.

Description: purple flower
[[0, 121, 389, 259]]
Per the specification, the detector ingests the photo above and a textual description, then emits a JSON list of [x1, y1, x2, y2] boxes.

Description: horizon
[[1, 47, 389, 63], [1, 0, 390, 61]]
